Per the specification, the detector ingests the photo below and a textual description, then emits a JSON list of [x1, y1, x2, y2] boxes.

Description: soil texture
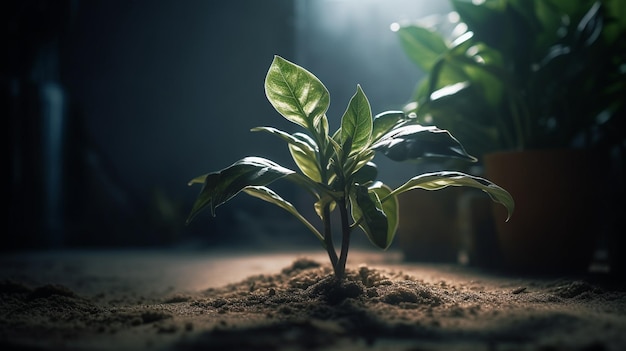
[[1, 251, 625, 351]]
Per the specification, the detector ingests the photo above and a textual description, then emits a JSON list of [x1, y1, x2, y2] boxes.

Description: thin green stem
[[313, 130, 339, 272], [323, 205, 338, 269], [335, 197, 352, 280]]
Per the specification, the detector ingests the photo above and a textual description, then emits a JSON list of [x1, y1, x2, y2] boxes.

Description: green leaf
[[397, 25, 448, 72], [186, 157, 295, 223], [369, 182, 398, 249], [455, 51, 505, 108], [251, 127, 322, 182], [187, 174, 206, 185], [314, 193, 337, 220], [251, 126, 319, 152], [315, 114, 330, 140], [264, 55, 330, 130], [288, 142, 322, 183], [341, 85, 373, 156], [242, 186, 324, 245], [451, 0, 508, 48], [371, 111, 406, 143], [389, 171, 514, 221], [352, 161, 378, 184], [347, 150, 376, 180], [351, 184, 389, 249], [370, 124, 477, 162]]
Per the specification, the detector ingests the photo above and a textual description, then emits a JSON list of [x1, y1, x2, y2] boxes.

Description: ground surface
[[0, 249, 625, 351]]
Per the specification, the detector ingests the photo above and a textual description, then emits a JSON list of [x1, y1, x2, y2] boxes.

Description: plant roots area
[[0, 249, 624, 351]]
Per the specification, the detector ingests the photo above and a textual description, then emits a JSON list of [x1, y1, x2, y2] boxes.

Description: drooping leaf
[[350, 184, 389, 249], [370, 124, 477, 162], [341, 85, 372, 156], [264, 55, 330, 130], [389, 171, 514, 221], [243, 186, 324, 245], [251, 127, 322, 182], [371, 111, 406, 143], [368, 182, 398, 250], [186, 157, 295, 223]]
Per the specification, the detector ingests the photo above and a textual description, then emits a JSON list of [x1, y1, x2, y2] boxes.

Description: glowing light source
[[447, 11, 460, 23], [390, 22, 400, 32]]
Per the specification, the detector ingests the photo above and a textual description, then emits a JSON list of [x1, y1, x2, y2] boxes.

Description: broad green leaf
[[428, 57, 472, 96], [456, 49, 505, 108], [389, 171, 514, 221], [350, 184, 388, 249], [251, 126, 322, 182], [243, 186, 324, 245], [369, 182, 398, 250], [288, 141, 322, 183], [341, 85, 373, 156], [186, 157, 295, 223], [264, 55, 330, 130], [397, 26, 448, 72], [371, 111, 406, 143], [370, 124, 477, 162]]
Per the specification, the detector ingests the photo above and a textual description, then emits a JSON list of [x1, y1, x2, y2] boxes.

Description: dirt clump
[[1, 258, 625, 351]]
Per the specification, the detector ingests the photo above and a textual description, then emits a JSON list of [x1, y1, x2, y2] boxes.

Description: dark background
[[6, 0, 452, 251]]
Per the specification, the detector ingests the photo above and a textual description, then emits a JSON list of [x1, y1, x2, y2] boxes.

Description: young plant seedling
[[187, 56, 514, 280]]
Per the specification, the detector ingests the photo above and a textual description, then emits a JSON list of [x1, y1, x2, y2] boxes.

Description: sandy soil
[[0, 249, 625, 351]]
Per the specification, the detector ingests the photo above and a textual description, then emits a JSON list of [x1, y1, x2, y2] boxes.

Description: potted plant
[[394, 0, 625, 273], [186, 55, 514, 282]]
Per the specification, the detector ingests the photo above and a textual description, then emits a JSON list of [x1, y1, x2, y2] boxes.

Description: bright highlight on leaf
[[187, 55, 514, 280]]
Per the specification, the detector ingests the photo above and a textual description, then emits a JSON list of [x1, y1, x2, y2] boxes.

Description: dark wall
[[6, 0, 452, 251], [7, 0, 297, 249]]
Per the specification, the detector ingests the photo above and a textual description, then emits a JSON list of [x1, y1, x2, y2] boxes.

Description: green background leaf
[[397, 25, 448, 72]]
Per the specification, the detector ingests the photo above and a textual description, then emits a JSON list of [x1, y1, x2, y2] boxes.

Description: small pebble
[[511, 287, 527, 294]]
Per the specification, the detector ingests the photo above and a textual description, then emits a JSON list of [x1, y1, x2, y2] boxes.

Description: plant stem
[[335, 197, 351, 280], [322, 205, 339, 269], [311, 128, 339, 274]]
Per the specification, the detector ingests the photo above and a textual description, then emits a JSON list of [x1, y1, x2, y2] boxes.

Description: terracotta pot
[[484, 149, 597, 274], [396, 188, 462, 262]]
